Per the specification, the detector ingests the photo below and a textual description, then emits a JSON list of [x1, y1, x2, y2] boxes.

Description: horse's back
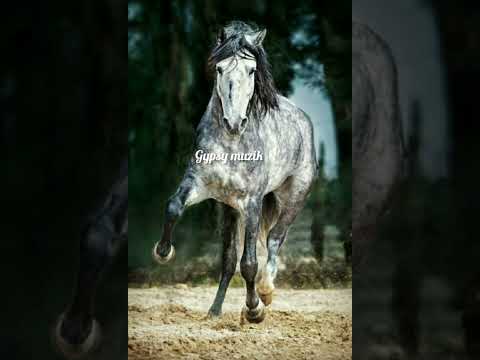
[[279, 96, 317, 173]]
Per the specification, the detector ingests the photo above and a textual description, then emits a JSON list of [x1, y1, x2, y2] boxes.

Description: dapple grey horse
[[152, 21, 317, 323], [54, 160, 128, 358]]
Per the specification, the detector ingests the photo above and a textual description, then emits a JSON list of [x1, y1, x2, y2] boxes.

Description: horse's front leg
[[240, 198, 266, 323], [152, 174, 207, 264]]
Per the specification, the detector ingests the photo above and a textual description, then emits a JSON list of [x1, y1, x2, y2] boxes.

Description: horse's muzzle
[[223, 116, 248, 136]]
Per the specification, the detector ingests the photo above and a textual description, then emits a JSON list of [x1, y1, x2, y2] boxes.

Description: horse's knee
[[166, 196, 184, 221], [240, 258, 258, 282], [81, 223, 112, 268]]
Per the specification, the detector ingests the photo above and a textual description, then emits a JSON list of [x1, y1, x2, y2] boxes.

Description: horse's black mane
[[208, 21, 279, 120]]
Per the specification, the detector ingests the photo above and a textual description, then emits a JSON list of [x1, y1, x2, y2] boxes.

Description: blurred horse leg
[[54, 171, 128, 358]]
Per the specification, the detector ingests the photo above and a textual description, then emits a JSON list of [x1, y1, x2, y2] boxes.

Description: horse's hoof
[[259, 291, 273, 306], [53, 313, 101, 359], [207, 308, 222, 319], [152, 242, 175, 264], [241, 301, 266, 324]]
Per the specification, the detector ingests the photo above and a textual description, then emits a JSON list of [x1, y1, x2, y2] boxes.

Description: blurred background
[[353, 0, 480, 359], [127, 0, 352, 289], [1, 1, 127, 359]]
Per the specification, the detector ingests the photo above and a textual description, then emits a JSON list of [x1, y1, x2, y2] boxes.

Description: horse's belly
[[265, 172, 290, 194]]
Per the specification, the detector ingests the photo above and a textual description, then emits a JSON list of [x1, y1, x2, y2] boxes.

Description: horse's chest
[[207, 163, 248, 192], [219, 170, 248, 193], [202, 161, 261, 205]]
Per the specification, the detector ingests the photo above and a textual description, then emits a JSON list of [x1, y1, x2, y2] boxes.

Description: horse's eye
[[249, 68, 256, 76], [216, 67, 223, 75]]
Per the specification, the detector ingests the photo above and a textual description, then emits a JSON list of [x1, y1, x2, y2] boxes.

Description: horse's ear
[[245, 29, 267, 47], [216, 28, 226, 46]]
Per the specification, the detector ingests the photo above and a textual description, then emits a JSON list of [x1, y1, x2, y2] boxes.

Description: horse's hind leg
[[152, 173, 207, 264], [257, 180, 311, 306], [208, 205, 238, 317]]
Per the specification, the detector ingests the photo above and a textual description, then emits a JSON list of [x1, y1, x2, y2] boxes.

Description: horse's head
[[209, 22, 278, 137]]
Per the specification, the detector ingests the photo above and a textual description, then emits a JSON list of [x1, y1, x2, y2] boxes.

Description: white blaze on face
[[215, 52, 256, 135]]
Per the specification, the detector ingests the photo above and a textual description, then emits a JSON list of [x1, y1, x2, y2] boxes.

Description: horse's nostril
[[223, 117, 231, 131], [241, 117, 248, 129]]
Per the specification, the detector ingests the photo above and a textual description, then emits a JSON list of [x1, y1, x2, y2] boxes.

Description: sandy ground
[[128, 286, 352, 360]]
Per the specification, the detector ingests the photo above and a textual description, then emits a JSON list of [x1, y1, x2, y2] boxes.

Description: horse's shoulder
[[277, 95, 296, 109], [277, 96, 310, 125]]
